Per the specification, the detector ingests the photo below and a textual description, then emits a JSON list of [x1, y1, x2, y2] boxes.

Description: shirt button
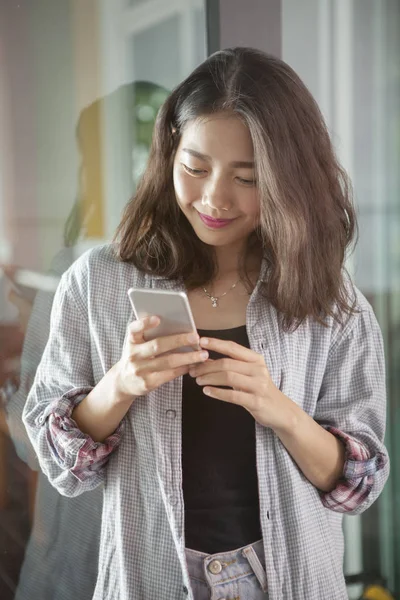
[[169, 495, 178, 506], [182, 585, 189, 595], [165, 409, 176, 419], [208, 560, 223, 574]]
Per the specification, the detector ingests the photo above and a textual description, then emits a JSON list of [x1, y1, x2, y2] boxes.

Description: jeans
[[185, 539, 269, 600]]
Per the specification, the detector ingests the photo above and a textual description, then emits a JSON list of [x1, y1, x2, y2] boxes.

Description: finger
[[128, 316, 160, 345], [137, 349, 209, 375], [187, 357, 215, 369], [133, 331, 200, 359], [189, 358, 260, 378], [199, 337, 264, 364], [195, 372, 260, 395], [144, 364, 193, 390], [202, 385, 256, 410]]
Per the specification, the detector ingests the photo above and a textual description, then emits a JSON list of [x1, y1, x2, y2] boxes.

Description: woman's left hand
[[188, 336, 290, 432], [190, 337, 349, 493]]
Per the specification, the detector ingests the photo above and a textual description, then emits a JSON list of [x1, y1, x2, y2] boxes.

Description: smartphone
[[2, 268, 60, 301], [127, 288, 200, 353]]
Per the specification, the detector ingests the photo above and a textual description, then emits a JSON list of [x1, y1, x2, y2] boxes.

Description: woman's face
[[173, 114, 260, 250]]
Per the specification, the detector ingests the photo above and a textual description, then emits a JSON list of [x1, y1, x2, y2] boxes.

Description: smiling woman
[[22, 48, 389, 600], [116, 47, 356, 331]]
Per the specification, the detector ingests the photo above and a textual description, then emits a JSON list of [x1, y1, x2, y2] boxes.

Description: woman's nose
[[201, 180, 233, 213]]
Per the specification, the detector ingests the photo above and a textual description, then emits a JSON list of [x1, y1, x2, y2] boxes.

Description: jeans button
[[208, 559, 223, 574]]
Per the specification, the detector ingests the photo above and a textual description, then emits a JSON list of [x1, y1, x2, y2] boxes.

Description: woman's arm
[[271, 391, 346, 492], [191, 293, 389, 513], [71, 363, 133, 442], [22, 258, 115, 497], [310, 298, 389, 513], [267, 294, 389, 509], [23, 254, 207, 497]]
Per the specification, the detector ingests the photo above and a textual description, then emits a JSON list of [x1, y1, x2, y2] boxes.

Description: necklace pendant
[[211, 296, 218, 308]]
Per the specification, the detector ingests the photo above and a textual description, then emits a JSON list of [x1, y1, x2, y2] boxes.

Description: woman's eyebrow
[[182, 147, 254, 168], [181, 147, 211, 161]]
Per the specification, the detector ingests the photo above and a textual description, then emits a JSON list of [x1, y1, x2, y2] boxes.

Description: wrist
[[110, 362, 136, 407], [269, 386, 301, 436]]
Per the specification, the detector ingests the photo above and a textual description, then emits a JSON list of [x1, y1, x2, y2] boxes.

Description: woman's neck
[[214, 249, 262, 282]]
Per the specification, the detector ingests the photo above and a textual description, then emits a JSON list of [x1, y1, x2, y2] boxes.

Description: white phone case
[[127, 288, 200, 352]]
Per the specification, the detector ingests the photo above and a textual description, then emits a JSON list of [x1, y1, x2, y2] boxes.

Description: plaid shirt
[[23, 244, 389, 600], [44, 402, 385, 515]]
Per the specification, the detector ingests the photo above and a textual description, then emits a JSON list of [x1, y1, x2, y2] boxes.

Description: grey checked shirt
[[23, 244, 389, 600]]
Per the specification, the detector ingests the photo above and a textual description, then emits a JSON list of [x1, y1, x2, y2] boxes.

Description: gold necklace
[[203, 279, 241, 308]]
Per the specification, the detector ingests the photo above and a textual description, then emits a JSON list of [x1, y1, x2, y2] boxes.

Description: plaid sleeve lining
[[38, 387, 124, 482], [320, 426, 388, 512]]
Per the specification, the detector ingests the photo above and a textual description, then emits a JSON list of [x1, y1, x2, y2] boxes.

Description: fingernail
[[200, 351, 208, 359], [200, 337, 209, 345], [149, 316, 159, 325], [189, 368, 196, 377], [188, 333, 199, 343]]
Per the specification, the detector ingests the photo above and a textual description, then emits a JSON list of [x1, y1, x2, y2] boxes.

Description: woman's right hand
[[114, 315, 209, 401], [72, 315, 208, 442]]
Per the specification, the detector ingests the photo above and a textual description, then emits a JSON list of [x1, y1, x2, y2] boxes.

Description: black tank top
[[182, 325, 262, 554]]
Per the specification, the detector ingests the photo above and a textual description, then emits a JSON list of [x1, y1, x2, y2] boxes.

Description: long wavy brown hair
[[115, 47, 358, 330]]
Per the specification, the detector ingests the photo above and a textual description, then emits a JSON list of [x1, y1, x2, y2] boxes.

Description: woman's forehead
[[178, 114, 254, 161]]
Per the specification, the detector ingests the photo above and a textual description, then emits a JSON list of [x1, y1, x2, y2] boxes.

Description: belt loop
[[242, 546, 268, 593]]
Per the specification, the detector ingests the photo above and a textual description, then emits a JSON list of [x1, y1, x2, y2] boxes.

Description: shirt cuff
[[37, 386, 124, 482], [320, 426, 388, 513]]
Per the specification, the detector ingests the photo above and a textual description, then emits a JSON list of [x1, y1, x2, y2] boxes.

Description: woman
[[23, 48, 389, 600]]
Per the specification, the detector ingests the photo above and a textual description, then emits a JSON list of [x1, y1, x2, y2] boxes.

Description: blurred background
[[0, 1, 398, 599]]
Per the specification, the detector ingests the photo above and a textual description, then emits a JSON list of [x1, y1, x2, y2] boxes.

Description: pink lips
[[198, 212, 236, 229]]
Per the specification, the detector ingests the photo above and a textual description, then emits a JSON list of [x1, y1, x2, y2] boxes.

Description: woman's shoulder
[[319, 279, 382, 354], [278, 276, 381, 358], [73, 242, 121, 271], [59, 242, 147, 296]]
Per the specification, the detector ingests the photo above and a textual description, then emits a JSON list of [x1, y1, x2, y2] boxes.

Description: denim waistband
[[185, 539, 267, 592]]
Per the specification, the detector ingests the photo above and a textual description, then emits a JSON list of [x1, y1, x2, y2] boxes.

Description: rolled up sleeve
[[315, 294, 390, 515], [38, 387, 123, 482], [23, 260, 123, 497], [320, 426, 388, 512]]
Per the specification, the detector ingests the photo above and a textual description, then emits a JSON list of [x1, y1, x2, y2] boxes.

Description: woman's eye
[[182, 164, 206, 176], [237, 177, 256, 186]]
